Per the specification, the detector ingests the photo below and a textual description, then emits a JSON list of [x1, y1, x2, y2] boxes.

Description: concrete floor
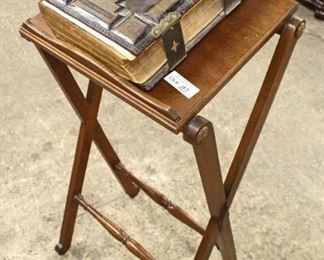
[[1, 2, 323, 260]]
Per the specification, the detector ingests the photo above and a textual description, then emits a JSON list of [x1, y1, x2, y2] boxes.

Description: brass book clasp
[[151, 12, 186, 70]]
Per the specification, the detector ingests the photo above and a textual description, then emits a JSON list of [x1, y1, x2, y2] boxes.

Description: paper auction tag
[[164, 71, 200, 99]]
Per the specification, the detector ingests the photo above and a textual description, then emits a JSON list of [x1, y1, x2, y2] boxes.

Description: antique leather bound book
[[39, 0, 241, 90]]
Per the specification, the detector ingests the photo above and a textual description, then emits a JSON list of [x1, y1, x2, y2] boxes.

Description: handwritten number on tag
[[164, 71, 200, 99]]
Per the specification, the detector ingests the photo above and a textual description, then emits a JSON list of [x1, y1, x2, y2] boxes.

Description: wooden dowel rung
[[74, 194, 154, 260], [115, 163, 205, 235]]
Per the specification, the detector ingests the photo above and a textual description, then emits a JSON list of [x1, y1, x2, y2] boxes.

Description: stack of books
[[39, 0, 241, 89]]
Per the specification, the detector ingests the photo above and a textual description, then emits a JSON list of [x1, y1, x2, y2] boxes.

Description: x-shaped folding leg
[[182, 17, 305, 259], [36, 15, 304, 259], [183, 116, 235, 260], [38, 49, 140, 254]]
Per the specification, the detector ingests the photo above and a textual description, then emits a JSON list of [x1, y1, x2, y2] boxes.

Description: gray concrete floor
[[1, 2, 324, 260]]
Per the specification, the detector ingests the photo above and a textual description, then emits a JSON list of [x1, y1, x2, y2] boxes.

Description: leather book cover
[[39, 0, 242, 89]]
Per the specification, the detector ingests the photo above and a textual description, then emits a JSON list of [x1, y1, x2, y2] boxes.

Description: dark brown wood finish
[[19, 0, 305, 259], [74, 195, 154, 260], [114, 163, 206, 236], [183, 116, 236, 259], [224, 16, 305, 207], [38, 49, 140, 199], [50, 78, 103, 254], [38, 50, 140, 254], [20, 0, 298, 133]]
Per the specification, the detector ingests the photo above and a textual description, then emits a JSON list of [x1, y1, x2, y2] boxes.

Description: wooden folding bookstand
[[20, 0, 305, 259]]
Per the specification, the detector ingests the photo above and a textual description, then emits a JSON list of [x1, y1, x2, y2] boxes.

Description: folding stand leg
[[34, 15, 305, 259], [55, 81, 102, 254], [183, 116, 236, 260], [183, 16, 305, 260], [37, 50, 139, 254], [224, 17, 306, 207]]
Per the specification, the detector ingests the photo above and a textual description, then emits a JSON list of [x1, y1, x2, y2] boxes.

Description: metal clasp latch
[[151, 12, 187, 70]]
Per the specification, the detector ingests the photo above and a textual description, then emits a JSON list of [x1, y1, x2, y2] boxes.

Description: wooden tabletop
[[20, 0, 298, 133]]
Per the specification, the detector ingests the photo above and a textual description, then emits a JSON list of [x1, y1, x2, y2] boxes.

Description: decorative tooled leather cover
[[44, 0, 199, 55]]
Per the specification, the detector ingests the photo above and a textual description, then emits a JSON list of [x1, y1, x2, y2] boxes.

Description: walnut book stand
[[20, 0, 305, 259]]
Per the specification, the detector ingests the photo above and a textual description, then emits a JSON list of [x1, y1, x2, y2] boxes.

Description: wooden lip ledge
[[19, 0, 299, 134], [19, 17, 180, 128]]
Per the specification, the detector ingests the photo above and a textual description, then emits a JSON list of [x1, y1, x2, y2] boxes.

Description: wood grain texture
[[74, 195, 154, 260], [39, 50, 140, 198], [114, 163, 206, 236], [48, 79, 102, 255], [224, 16, 305, 207], [20, 0, 298, 133], [183, 116, 235, 259], [19, 1, 303, 259]]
